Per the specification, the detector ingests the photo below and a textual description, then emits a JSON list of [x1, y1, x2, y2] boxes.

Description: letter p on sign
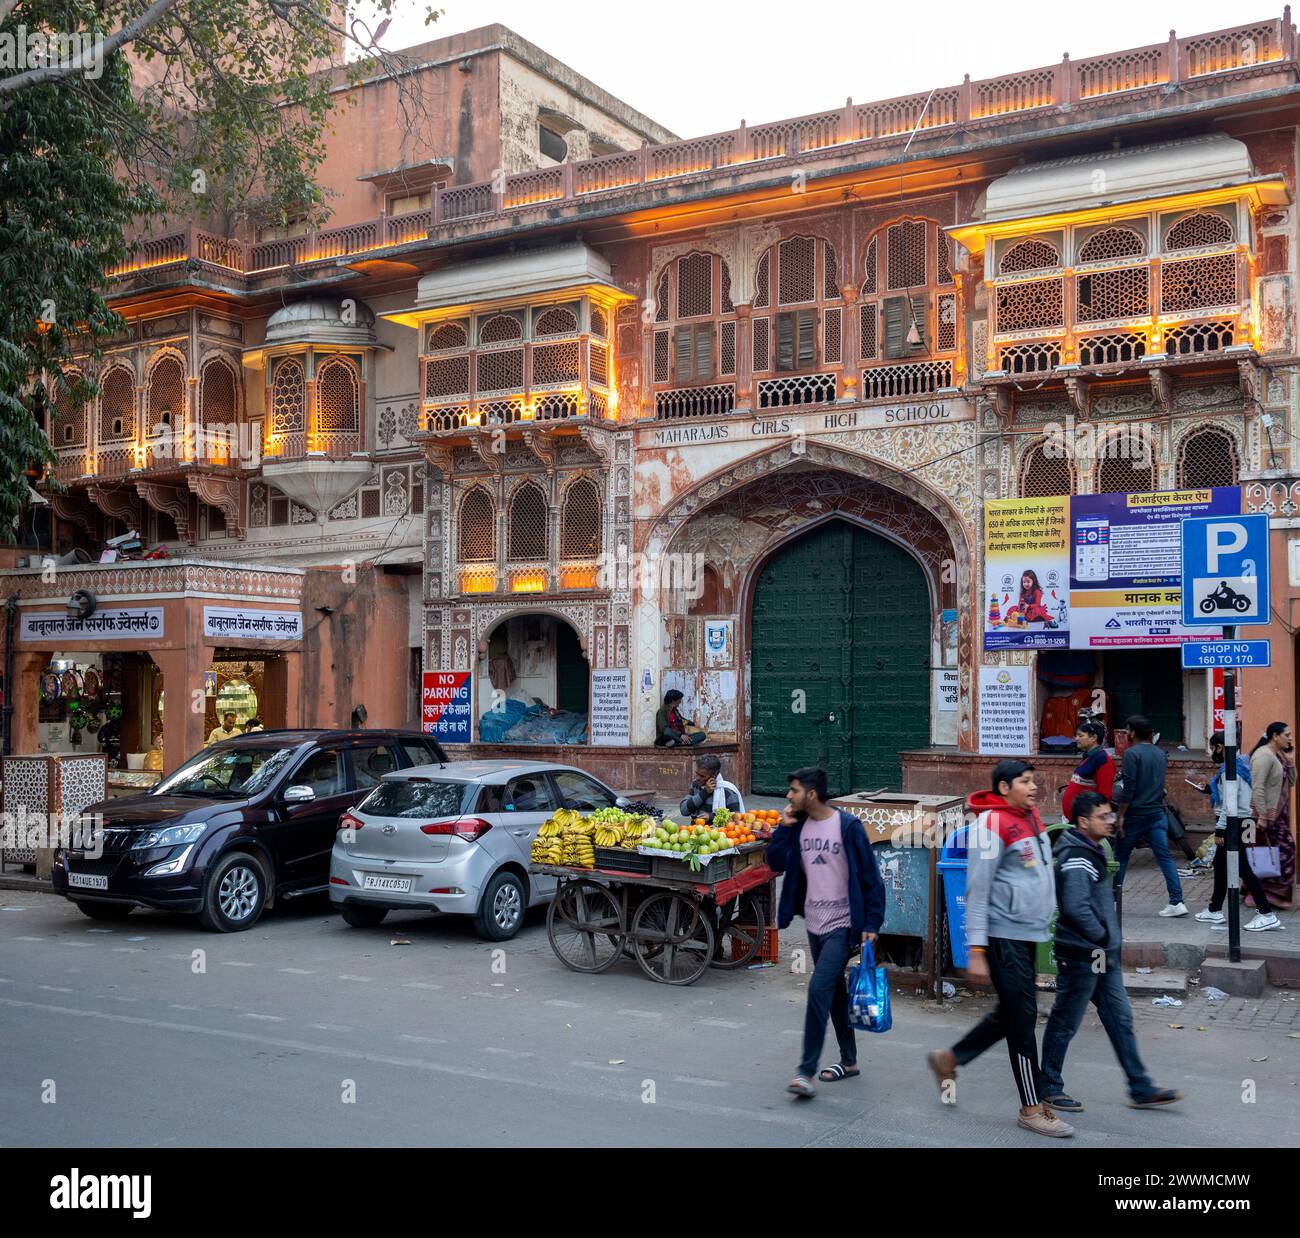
[[1207, 522, 1248, 572]]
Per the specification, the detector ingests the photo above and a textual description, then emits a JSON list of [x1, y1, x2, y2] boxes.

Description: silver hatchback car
[[328, 760, 632, 940]]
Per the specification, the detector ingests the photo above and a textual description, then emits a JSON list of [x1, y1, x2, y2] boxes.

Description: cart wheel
[[710, 890, 767, 970], [631, 891, 715, 985], [546, 880, 624, 973]]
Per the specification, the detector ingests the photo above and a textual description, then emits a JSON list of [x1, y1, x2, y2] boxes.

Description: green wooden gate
[[750, 521, 931, 796]]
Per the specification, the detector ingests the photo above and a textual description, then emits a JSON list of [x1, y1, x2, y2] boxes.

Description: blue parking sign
[[1180, 513, 1270, 626]]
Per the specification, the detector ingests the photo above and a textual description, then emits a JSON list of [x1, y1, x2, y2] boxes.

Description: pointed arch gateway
[[651, 440, 973, 794]]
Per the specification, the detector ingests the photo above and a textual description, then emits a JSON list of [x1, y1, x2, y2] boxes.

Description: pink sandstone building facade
[[7, 15, 1300, 811]]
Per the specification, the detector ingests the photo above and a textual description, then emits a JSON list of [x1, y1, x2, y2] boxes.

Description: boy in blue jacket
[[767, 766, 885, 1099]]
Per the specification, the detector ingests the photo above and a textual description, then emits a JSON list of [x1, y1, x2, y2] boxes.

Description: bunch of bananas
[[593, 823, 626, 848], [561, 832, 596, 868], [620, 816, 659, 849], [530, 834, 565, 864]]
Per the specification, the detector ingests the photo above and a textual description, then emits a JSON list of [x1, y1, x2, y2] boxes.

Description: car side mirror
[[614, 796, 631, 809], [283, 785, 316, 804]]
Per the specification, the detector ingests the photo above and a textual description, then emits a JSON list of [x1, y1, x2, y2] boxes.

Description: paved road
[[2, 891, 1296, 1147]]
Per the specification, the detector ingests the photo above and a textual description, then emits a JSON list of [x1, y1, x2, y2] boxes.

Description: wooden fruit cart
[[531, 848, 776, 986]]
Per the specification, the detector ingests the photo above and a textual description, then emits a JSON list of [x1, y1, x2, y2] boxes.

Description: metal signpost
[[1181, 514, 1270, 963]]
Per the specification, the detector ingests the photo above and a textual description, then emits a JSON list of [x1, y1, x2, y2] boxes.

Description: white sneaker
[[1244, 912, 1282, 932], [1158, 902, 1189, 918], [1195, 909, 1225, 923]]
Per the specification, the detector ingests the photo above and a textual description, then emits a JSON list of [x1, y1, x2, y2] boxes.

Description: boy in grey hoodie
[[927, 760, 1069, 1138]]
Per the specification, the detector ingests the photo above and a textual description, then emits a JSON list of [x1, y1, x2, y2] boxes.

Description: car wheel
[[74, 901, 133, 922], [198, 851, 268, 933], [339, 903, 388, 928], [474, 870, 527, 941]]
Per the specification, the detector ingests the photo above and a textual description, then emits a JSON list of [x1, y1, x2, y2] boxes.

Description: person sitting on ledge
[[680, 753, 744, 819], [654, 689, 706, 747]]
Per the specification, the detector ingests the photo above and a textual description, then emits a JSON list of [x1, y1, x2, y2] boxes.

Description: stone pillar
[[148, 648, 207, 775], [734, 303, 753, 413], [9, 650, 47, 755]]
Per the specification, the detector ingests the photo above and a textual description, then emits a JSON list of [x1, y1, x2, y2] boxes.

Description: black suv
[[52, 729, 448, 932]]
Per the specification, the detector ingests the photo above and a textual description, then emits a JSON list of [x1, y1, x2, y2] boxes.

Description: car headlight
[[142, 845, 194, 877], [132, 823, 207, 850]]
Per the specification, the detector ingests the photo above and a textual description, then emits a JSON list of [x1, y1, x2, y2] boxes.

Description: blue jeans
[[798, 927, 857, 1078], [1114, 811, 1184, 904], [1041, 953, 1156, 1101]]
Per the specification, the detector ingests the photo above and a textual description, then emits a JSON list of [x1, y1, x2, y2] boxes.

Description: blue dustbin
[[937, 828, 969, 967]]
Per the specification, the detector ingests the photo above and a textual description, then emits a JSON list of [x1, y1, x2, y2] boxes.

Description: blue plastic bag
[[847, 941, 892, 1034]]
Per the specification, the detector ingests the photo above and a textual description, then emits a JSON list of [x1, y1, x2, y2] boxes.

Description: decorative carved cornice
[[1238, 357, 1261, 409], [1149, 368, 1174, 418], [49, 492, 99, 540], [135, 480, 194, 543], [185, 471, 243, 539], [577, 422, 615, 467], [991, 386, 1014, 419], [416, 439, 458, 476], [86, 483, 142, 529], [521, 426, 559, 471], [1064, 375, 1091, 419], [473, 428, 504, 473]]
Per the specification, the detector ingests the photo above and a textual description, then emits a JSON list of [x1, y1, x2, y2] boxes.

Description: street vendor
[[680, 753, 745, 819]]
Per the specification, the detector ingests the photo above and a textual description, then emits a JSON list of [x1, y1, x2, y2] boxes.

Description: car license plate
[[362, 874, 412, 893], [68, 873, 109, 890]]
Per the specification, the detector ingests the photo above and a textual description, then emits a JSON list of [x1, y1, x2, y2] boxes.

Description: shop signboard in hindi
[[590, 668, 631, 746], [1069, 488, 1239, 648], [422, 671, 471, 742], [984, 488, 1241, 651], [978, 665, 1032, 755], [19, 607, 164, 642], [202, 606, 303, 641], [983, 497, 1070, 650], [934, 667, 959, 713]]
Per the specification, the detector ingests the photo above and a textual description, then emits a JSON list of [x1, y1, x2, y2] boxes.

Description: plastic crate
[[593, 846, 652, 875], [756, 926, 779, 963], [651, 854, 730, 883]]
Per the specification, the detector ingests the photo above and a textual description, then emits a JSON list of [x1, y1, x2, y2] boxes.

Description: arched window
[[1095, 433, 1157, 494], [458, 488, 495, 562], [534, 306, 579, 337], [651, 251, 737, 388], [99, 366, 135, 442], [1178, 426, 1238, 488], [1078, 227, 1145, 263], [316, 356, 360, 435], [859, 219, 958, 373], [1165, 212, 1234, 251], [147, 354, 185, 435], [999, 238, 1060, 274], [270, 358, 305, 434], [479, 313, 523, 344], [51, 372, 84, 446], [428, 321, 467, 352], [560, 478, 601, 558], [199, 355, 239, 427], [508, 482, 548, 561], [1019, 441, 1074, 498], [749, 235, 842, 379]]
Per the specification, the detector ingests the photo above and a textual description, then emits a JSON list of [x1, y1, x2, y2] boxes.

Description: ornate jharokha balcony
[[107, 17, 1296, 285]]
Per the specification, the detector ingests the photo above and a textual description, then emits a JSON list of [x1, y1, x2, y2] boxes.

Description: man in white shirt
[[679, 753, 744, 819]]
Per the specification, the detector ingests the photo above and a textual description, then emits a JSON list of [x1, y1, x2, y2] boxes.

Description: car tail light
[[330, 876, 349, 886], [338, 812, 364, 832], [419, 817, 493, 841]]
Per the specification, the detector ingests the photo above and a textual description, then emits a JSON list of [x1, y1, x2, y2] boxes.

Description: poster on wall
[[590, 668, 631, 746], [703, 620, 734, 668], [934, 667, 959, 713], [984, 488, 1240, 651], [422, 671, 472, 742], [983, 497, 1070, 650], [978, 665, 1032, 755]]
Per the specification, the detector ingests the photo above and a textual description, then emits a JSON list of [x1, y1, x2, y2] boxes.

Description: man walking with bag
[[926, 760, 1071, 1137], [1113, 715, 1186, 917], [767, 767, 886, 1099]]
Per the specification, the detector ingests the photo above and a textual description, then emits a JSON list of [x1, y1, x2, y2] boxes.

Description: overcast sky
[[353, 0, 1262, 137]]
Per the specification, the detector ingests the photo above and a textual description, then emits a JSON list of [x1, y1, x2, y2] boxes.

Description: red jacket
[[1061, 748, 1116, 822]]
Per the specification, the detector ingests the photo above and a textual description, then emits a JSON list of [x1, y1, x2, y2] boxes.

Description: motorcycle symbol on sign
[[1198, 580, 1253, 615]]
